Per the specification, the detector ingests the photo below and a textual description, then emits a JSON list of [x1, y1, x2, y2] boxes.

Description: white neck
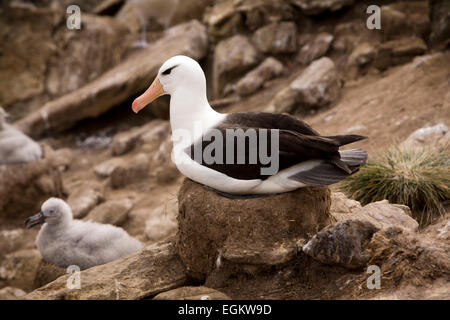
[[169, 88, 224, 148]]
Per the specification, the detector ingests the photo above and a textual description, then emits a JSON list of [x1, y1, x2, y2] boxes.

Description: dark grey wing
[[186, 124, 353, 180], [224, 112, 321, 136]]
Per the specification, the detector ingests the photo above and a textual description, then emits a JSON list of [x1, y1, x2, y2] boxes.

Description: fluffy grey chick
[[0, 107, 42, 165], [25, 198, 142, 270]]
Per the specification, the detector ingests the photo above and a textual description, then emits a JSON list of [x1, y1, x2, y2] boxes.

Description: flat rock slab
[[94, 157, 126, 178], [402, 123, 449, 151], [67, 180, 104, 219], [83, 198, 133, 226], [17, 20, 208, 137], [271, 57, 341, 113], [111, 120, 169, 156], [110, 153, 150, 188], [25, 239, 187, 300], [337, 199, 419, 232], [252, 22, 297, 54], [213, 34, 261, 96], [297, 32, 334, 64], [153, 286, 231, 300], [234, 57, 284, 96], [374, 37, 427, 70]]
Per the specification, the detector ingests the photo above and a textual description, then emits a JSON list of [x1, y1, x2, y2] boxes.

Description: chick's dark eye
[[162, 65, 177, 75]]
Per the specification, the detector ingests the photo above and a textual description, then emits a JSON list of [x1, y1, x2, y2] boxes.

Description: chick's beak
[[132, 76, 165, 113], [25, 211, 45, 229]]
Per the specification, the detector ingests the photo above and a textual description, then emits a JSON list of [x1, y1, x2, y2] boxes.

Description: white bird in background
[[25, 198, 142, 270], [0, 107, 42, 165], [131, 55, 367, 198]]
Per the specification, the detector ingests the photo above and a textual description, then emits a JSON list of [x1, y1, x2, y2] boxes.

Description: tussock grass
[[339, 145, 450, 225]]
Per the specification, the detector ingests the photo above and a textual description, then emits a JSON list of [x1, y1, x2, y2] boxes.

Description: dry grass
[[339, 145, 450, 225]]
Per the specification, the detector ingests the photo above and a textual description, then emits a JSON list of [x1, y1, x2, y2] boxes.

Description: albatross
[[25, 198, 142, 270], [132, 55, 367, 197], [0, 107, 42, 165]]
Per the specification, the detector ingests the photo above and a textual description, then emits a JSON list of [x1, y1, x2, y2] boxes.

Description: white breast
[[172, 148, 262, 194]]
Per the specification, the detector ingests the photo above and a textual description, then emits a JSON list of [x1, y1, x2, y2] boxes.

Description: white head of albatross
[[132, 55, 223, 138], [131, 55, 368, 197]]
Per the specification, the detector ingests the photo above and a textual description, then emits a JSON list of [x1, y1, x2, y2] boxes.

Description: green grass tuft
[[339, 145, 450, 225]]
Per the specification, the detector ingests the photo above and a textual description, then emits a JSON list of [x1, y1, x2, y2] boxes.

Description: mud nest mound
[[176, 178, 332, 280]]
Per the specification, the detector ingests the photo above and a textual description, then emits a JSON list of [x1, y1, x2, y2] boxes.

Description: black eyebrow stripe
[[162, 65, 178, 75]]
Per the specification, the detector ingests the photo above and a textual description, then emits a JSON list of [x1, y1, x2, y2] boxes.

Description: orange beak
[[132, 76, 165, 113]]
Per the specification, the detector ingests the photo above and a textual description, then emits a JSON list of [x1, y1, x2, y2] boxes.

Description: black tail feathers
[[325, 134, 367, 147], [288, 149, 368, 186]]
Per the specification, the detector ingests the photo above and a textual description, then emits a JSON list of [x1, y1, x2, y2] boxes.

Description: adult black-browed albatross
[[132, 55, 367, 197]]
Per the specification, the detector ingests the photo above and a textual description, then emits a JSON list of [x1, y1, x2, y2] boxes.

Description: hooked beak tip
[[25, 212, 45, 229], [131, 100, 139, 113]]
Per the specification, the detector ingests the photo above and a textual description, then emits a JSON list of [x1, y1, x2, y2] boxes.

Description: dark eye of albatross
[[162, 65, 177, 75]]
